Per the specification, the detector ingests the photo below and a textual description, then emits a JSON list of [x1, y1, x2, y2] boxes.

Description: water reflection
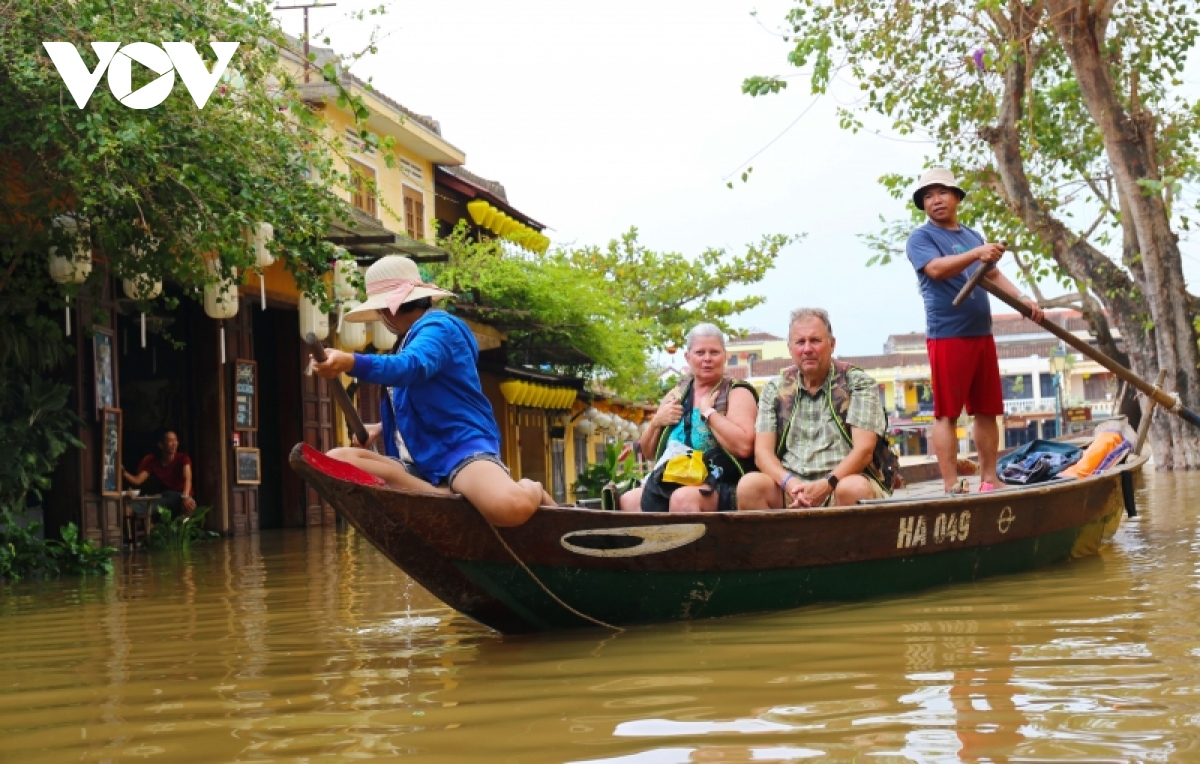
[[1, 468, 1199, 762]]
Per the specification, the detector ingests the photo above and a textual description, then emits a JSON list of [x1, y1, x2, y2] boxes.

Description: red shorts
[[927, 336, 1003, 418]]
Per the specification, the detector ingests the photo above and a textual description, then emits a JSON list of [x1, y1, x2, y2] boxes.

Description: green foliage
[[0, 374, 84, 512], [0, 0, 380, 323], [434, 221, 794, 398], [0, 512, 115, 582], [144, 505, 219, 551], [752, 0, 1200, 305], [572, 443, 640, 498]]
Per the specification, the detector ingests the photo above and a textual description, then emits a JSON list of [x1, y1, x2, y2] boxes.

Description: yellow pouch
[[663, 449, 708, 486]]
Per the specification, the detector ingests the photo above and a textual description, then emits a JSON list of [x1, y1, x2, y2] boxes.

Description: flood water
[[3, 467, 1200, 763]]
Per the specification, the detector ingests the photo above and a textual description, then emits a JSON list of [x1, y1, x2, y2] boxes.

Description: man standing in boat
[[906, 168, 1044, 494], [737, 308, 892, 509], [310, 255, 553, 527]]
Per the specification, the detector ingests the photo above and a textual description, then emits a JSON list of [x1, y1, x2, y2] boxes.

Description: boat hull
[[290, 444, 1142, 633]]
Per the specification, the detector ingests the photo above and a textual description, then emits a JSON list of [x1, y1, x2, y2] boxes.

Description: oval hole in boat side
[[563, 534, 644, 551], [560, 524, 707, 558]]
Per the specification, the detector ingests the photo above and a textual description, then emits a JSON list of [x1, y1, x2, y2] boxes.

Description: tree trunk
[[1044, 0, 1200, 468], [977, 15, 1160, 446]]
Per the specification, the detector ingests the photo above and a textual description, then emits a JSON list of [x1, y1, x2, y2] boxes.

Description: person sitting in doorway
[[123, 429, 197, 516], [618, 323, 758, 514], [737, 308, 892, 510], [310, 255, 554, 528]]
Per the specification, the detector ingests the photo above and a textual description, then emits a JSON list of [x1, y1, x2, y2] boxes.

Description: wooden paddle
[[972, 280, 1200, 430], [951, 242, 1007, 307], [305, 333, 372, 447]]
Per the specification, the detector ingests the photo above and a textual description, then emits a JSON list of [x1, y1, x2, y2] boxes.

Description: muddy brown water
[[3, 467, 1200, 763]]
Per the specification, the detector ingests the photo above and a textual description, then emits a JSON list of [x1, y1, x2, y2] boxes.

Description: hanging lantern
[[338, 303, 369, 351], [251, 222, 275, 310], [333, 251, 357, 301], [299, 292, 329, 342], [575, 419, 596, 437], [47, 215, 91, 337], [371, 320, 396, 352], [122, 247, 162, 349], [466, 199, 492, 225], [479, 205, 499, 229], [203, 260, 238, 364], [500, 380, 522, 405]]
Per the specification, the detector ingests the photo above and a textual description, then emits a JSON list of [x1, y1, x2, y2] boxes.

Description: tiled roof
[[439, 165, 508, 203], [729, 331, 783, 345], [749, 358, 793, 377], [837, 352, 928, 369]]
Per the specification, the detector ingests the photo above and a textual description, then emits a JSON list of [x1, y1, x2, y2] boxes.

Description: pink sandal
[[978, 481, 996, 493]]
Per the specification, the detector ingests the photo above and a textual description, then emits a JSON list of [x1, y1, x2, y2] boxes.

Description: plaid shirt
[[756, 365, 886, 481]]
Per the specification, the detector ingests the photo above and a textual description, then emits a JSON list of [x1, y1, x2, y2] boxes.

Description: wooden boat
[[289, 442, 1146, 634]]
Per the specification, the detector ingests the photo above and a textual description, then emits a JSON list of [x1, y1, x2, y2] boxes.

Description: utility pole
[[273, 2, 337, 82]]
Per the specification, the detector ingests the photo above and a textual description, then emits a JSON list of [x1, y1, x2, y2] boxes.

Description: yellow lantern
[[467, 199, 492, 225], [479, 205, 499, 229], [500, 380, 522, 405]]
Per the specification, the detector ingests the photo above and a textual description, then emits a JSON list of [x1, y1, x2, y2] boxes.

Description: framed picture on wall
[[234, 359, 257, 431], [100, 408, 122, 497], [93, 328, 116, 419], [235, 447, 261, 485]]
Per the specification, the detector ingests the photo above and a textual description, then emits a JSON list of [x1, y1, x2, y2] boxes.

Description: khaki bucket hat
[[342, 255, 456, 323], [912, 168, 966, 211]]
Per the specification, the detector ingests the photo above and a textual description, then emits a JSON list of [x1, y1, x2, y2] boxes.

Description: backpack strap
[[772, 366, 801, 458]]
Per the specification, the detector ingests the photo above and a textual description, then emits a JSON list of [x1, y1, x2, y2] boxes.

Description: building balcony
[[1003, 398, 1052, 415]]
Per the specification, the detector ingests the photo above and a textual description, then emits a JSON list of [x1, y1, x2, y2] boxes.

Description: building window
[[348, 159, 377, 218], [728, 355, 738, 366], [399, 157, 424, 182], [1002, 374, 1033, 400], [402, 186, 425, 239], [1040, 374, 1057, 399], [1084, 374, 1111, 401]]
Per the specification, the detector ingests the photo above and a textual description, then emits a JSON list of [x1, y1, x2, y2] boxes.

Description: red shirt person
[[905, 169, 1044, 494], [124, 430, 197, 514]]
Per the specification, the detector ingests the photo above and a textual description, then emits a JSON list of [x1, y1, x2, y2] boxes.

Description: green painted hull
[[455, 517, 1109, 630], [290, 443, 1142, 634]]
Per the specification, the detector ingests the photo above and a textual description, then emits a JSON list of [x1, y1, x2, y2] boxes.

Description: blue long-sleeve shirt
[[350, 310, 501, 486]]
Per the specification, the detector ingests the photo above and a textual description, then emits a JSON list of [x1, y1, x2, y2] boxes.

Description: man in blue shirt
[[906, 169, 1044, 494], [311, 255, 552, 527]]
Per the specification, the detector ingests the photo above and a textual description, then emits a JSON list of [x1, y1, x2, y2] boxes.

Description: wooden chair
[[123, 495, 160, 549]]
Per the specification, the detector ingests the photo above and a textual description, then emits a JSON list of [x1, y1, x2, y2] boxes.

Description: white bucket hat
[[342, 255, 455, 323], [912, 168, 966, 211]]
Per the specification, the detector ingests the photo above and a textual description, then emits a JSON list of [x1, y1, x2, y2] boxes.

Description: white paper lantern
[[299, 293, 329, 342], [338, 304, 369, 350], [372, 320, 396, 351], [574, 419, 596, 437], [252, 222, 275, 268], [47, 216, 92, 337], [123, 251, 162, 349], [203, 261, 238, 364], [333, 250, 357, 301]]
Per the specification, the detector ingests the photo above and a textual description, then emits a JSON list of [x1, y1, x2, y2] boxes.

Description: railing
[[1003, 399, 1051, 414]]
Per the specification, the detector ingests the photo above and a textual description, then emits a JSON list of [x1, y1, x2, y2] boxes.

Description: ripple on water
[[1, 470, 1199, 762]]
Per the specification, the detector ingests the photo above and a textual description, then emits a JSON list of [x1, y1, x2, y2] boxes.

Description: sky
[[274, 0, 1200, 357]]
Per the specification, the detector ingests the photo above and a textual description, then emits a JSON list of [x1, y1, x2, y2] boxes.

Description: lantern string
[[141, 313, 147, 348], [260, 273, 267, 310], [219, 321, 226, 365], [65, 299, 72, 337]]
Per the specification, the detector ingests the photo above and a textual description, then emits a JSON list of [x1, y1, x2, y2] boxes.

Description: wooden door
[[300, 336, 335, 526]]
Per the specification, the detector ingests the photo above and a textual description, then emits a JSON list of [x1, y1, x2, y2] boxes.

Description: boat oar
[[305, 333, 371, 447], [973, 279, 1200, 430], [952, 262, 994, 307]]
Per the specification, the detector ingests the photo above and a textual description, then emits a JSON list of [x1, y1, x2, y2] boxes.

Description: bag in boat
[[997, 439, 1082, 485]]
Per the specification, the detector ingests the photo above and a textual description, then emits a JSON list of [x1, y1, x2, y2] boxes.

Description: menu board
[[234, 360, 256, 431]]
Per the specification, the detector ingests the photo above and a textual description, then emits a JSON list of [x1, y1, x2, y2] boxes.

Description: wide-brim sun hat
[[912, 168, 967, 211], [342, 255, 456, 323]]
